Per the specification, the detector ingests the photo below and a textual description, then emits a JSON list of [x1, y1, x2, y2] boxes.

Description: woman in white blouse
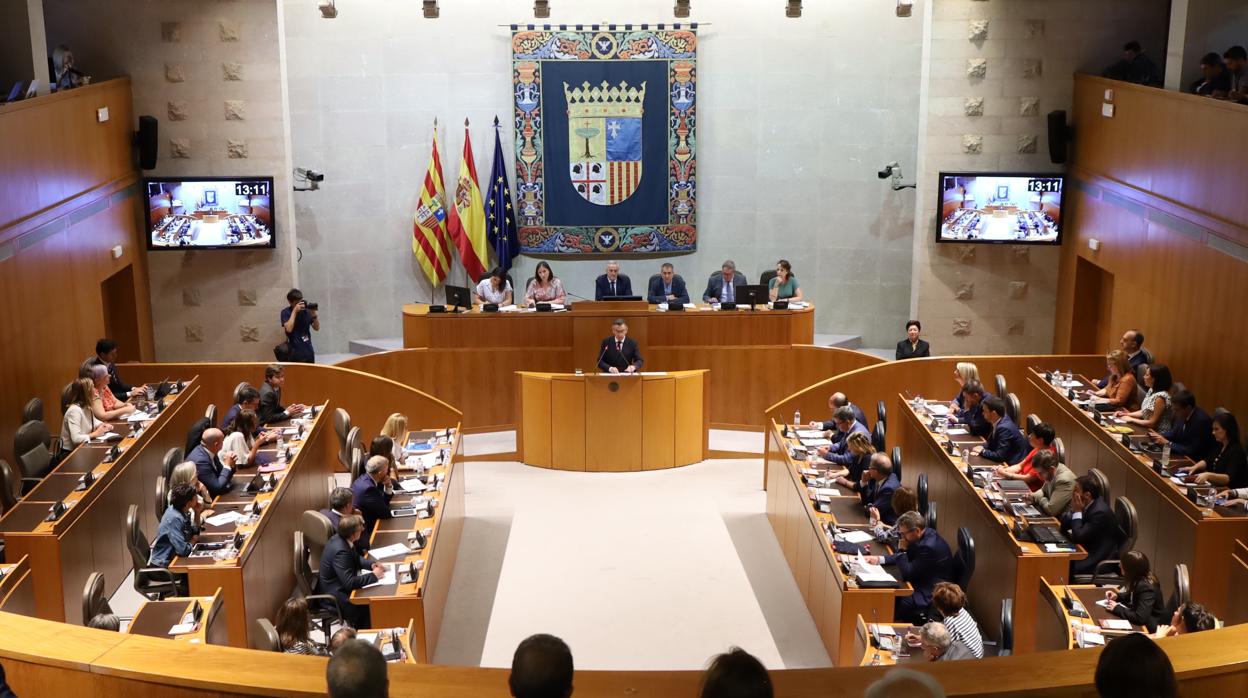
[[61, 378, 113, 450], [473, 268, 513, 305], [221, 409, 277, 466], [380, 412, 408, 463], [524, 261, 566, 307]]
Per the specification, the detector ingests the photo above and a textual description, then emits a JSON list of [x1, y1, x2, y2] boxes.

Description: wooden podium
[[516, 370, 708, 471]]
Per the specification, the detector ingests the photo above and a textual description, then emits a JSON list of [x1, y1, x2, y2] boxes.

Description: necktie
[[616, 341, 622, 353], [611, 281, 616, 295], [725, 280, 733, 302]]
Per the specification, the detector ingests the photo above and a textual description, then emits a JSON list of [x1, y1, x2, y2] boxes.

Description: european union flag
[[487, 117, 520, 272]]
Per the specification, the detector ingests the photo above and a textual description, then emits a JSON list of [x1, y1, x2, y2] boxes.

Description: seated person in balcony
[[972, 397, 1028, 465], [1149, 389, 1216, 464], [994, 421, 1056, 490], [258, 363, 305, 425], [703, 260, 745, 304], [524, 261, 566, 307], [150, 483, 199, 568], [188, 428, 237, 498], [949, 380, 993, 438], [61, 378, 113, 451], [860, 454, 901, 526], [473, 267, 513, 305], [895, 320, 931, 360], [88, 364, 135, 421], [809, 392, 868, 431], [863, 510, 954, 624], [767, 259, 803, 302], [1193, 52, 1232, 97], [646, 262, 689, 305], [1114, 364, 1173, 432], [1180, 411, 1246, 488], [1061, 475, 1119, 577], [1026, 450, 1076, 517], [1103, 550, 1167, 633], [815, 406, 870, 465], [222, 384, 260, 433], [1226, 46, 1248, 103], [1090, 350, 1139, 410], [594, 260, 631, 300], [1102, 41, 1163, 86]]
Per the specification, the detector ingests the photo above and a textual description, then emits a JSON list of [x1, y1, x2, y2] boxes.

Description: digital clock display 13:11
[[1027, 178, 1062, 193], [234, 181, 271, 197]]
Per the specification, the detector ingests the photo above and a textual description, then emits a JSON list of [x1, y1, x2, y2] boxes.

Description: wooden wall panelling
[[1230, 540, 1248, 626]]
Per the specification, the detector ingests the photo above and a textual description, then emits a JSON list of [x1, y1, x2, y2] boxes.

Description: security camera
[[293, 168, 324, 192], [877, 162, 916, 191], [877, 162, 899, 180], [318, 0, 337, 19]]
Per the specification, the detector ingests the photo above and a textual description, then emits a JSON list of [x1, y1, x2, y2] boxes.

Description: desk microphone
[[870, 607, 883, 663], [565, 290, 593, 302], [596, 342, 610, 371]]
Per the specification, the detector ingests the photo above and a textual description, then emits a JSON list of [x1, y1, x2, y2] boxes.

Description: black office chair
[[184, 417, 212, 456], [21, 398, 43, 424], [1053, 437, 1067, 464], [477, 271, 515, 291], [876, 401, 887, 430], [81, 572, 114, 627], [953, 526, 975, 591], [231, 381, 251, 406], [0, 459, 30, 515], [1080, 496, 1138, 586], [707, 269, 748, 284], [998, 598, 1015, 656], [154, 476, 168, 523], [1140, 347, 1156, 365], [871, 422, 886, 453], [1025, 413, 1040, 434], [1089, 467, 1111, 504], [891, 446, 902, 481], [1171, 563, 1190, 613], [1005, 393, 1021, 424], [293, 530, 344, 638], [994, 374, 1008, 401], [300, 510, 335, 566], [349, 447, 366, 483], [759, 269, 778, 288], [204, 404, 217, 428], [125, 504, 181, 600], [916, 474, 929, 515], [14, 420, 58, 485], [161, 448, 183, 482], [925, 501, 938, 531], [333, 408, 353, 470], [252, 618, 281, 651]]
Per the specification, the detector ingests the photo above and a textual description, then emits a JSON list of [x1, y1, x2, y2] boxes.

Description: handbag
[[273, 341, 292, 361]]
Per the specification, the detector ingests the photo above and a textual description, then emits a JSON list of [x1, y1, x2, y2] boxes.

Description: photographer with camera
[[279, 288, 320, 363]]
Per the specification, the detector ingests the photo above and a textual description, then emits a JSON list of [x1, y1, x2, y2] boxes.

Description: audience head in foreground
[[1094, 633, 1177, 698], [864, 668, 946, 698], [509, 633, 574, 698], [327, 639, 388, 698], [699, 646, 772, 698]]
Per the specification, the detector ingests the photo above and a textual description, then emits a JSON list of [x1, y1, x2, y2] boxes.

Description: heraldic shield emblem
[[564, 80, 646, 206]]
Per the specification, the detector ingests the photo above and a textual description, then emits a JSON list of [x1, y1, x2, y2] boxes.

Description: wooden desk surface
[[129, 589, 225, 645], [0, 556, 35, 617], [854, 616, 926, 666], [356, 619, 418, 664]]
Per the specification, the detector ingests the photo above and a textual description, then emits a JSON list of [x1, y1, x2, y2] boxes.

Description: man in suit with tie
[[320, 487, 356, 533], [187, 428, 236, 498], [865, 510, 954, 623], [1150, 389, 1217, 463], [810, 392, 869, 431], [647, 262, 690, 305], [973, 397, 1029, 465], [318, 514, 385, 629], [258, 364, 306, 426], [1061, 474, 1120, 576], [597, 319, 643, 374], [221, 384, 260, 434], [352, 456, 395, 539], [594, 260, 633, 300], [861, 453, 901, 525], [703, 260, 746, 304]]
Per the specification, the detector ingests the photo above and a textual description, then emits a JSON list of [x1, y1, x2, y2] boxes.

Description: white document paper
[[839, 530, 874, 544], [945, 428, 969, 435], [1101, 618, 1132, 630], [871, 623, 897, 636], [93, 432, 123, 443], [204, 511, 244, 527], [398, 478, 428, 493], [126, 411, 153, 422], [363, 564, 396, 588], [800, 438, 832, 447], [368, 544, 411, 560], [498, 304, 520, 312], [638, 372, 668, 376], [795, 429, 826, 439], [356, 632, 379, 645], [925, 404, 950, 416], [168, 622, 197, 635], [814, 487, 841, 498], [1095, 599, 1113, 608]]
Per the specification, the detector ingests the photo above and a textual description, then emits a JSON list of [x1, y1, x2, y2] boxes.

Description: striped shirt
[[943, 608, 984, 659]]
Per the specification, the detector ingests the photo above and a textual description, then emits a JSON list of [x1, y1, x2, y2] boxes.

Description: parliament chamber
[[5, 3, 1248, 696]]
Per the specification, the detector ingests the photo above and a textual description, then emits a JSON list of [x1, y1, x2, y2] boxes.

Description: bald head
[[202, 428, 225, 450]]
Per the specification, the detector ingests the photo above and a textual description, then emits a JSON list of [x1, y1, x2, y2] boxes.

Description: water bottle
[[276, 433, 285, 453], [960, 448, 970, 463], [1065, 370, 1073, 385], [794, 410, 801, 426], [1161, 442, 1171, 468]]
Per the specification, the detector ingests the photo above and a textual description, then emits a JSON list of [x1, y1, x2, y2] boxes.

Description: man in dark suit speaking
[[597, 318, 643, 374]]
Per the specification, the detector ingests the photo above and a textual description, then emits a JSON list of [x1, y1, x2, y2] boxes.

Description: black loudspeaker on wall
[[1047, 110, 1069, 165], [136, 115, 158, 170]]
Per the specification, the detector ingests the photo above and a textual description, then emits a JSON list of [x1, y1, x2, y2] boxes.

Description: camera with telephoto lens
[[305, 301, 318, 311]]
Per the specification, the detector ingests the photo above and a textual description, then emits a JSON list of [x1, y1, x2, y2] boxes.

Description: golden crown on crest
[[563, 80, 647, 118]]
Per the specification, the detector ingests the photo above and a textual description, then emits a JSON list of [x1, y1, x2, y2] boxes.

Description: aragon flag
[[412, 122, 452, 286], [446, 120, 490, 281]]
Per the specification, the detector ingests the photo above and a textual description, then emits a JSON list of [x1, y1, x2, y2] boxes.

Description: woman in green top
[[768, 259, 803, 301]]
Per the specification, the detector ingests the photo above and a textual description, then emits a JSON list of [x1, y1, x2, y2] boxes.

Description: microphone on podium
[[596, 342, 610, 373]]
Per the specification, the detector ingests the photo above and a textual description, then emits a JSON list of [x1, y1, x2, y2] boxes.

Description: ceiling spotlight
[[674, 0, 690, 18], [786, 0, 801, 18], [534, 0, 550, 19], [423, 0, 439, 18], [896, 0, 913, 17], [318, 0, 337, 19]]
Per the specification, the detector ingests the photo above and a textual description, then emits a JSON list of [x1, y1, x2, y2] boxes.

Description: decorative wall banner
[[511, 25, 697, 255]]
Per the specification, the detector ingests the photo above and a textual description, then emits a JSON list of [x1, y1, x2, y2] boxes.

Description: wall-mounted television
[[936, 172, 1064, 245], [143, 176, 275, 250]]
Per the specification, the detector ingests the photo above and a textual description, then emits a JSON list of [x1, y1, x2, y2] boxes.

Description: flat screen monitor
[[445, 284, 472, 310], [936, 172, 1064, 245], [143, 176, 275, 250], [738, 284, 768, 308]]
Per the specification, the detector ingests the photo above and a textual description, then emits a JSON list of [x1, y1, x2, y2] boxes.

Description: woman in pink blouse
[[524, 261, 566, 307]]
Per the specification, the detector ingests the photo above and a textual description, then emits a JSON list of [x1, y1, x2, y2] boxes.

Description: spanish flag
[[446, 120, 490, 282], [412, 123, 452, 286]]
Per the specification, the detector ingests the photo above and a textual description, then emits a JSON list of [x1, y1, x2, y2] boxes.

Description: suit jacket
[[89, 356, 132, 397], [822, 420, 870, 465], [1163, 407, 1217, 463], [646, 275, 690, 304], [1111, 577, 1166, 632], [1033, 463, 1076, 516], [980, 415, 1029, 464], [351, 473, 394, 538], [1061, 497, 1118, 576], [257, 382, 288, 425], [702, 273, 746, 303], [820, 403, 869, 431], [319, 508, 343, 533], [865, 473, 901, 525], [594, 274, 633, 300], [955, 393, 995, 438], [598, 336, 644, 372], [317, 534, 376, 609], [939, 641, 976, 661], [895, 339, 931, 360], [188, 443, 233, 498], [884, 527, 954, 611]]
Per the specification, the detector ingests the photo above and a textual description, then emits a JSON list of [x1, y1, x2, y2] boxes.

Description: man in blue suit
[[950, 381, 994, 438], [702, 260, 746, 304], [593, 260, 633, 300], [1151, 389, 1217, 464], [810, 392, 869, 432], [974, 397, 1029, 465], [318, 514, 385, 628], [867, 510, 955, 623], [1061, 475, 1120, 577], [187, 428, 236, 498], [646, 263, 690, 305], [862, 453, 901, 525], [319, 487, 356, 533], [816, 406, 870, 465], [352, 455, 395, 539]]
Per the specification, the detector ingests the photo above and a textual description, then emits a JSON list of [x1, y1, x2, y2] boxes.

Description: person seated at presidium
[[149, 483, 199, 569], [1025, 450, 1077, 517], [864, 510, 954, 624], [88, 364, 135, 420], [61, 378, 114, 450], [221, 409, 279, 467], [318, 514, 386, 629], [276, 597, 328, 655], [1090, 350, 1139, 410], [1149, 389, 1217, 465], [1114, 364, 1174, 432], [647, 262, 690, 305], [1061, 474, 1119, 576], [815, 406, 870, 465], [994, 421, 1057, 491], [950, 380, 994, 438], [353, 454, 396, 539], [474, 267, 514, 306], [1179, 410, 1246, 488], [703, 260, 745, 304], [222, 384, 260, 434], [594, 260, 632, 300], [810, 392, 868, 431], [597, 319, 643, 374], [767, 259, 803, 302], [1103, 550, 1167, 633], [896, 320, 931, 360], [188, 428, 238, 499], [258, 364, 306, 425], [524, 261, 566, 307]]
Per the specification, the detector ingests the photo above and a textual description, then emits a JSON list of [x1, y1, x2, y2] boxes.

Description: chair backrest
[[759, 269, 778, 288], [999, 598, 1015, 656], [647, 273, 661, 290], [350, 447, 366, 483], [252, 618, 280, 651], [154, 476, 168, 524], [890, 446, 902, 480], [1053, 437, 1067, 465], [231, 381, 250, 405], [333, 409, 353, 470], [1140, 347, 1156, 365], [1089, 467, 1111, 504], [707, 269, 747, 284], [0, 459, 20, 513], [81, 572, 113, 626], [345, 425, 362, 466], [14, 420, 52, 475], [916, 474, 929, 515], [1174, 563, 1191, 609], [994, 374, 1008, 401], [21, 397, 43, 424], [125, 504, 151, 570], [18, 441, 53, 482], [185, 417, 211, 456], [61, 382, 76, 414], [1005, 393, 1021, 424], [876, 400, 887, 429], [300, 509, 334, 565], [954, 526, 976, 591], [1025, 413, 1040, 434], [871, 422, 886, 452], [925, 501, 938, 531], [161, 448, 183, 481], [204, 404, 217, 428], [293, 530, 315, 597], [1115, 496, 1138, 555]]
